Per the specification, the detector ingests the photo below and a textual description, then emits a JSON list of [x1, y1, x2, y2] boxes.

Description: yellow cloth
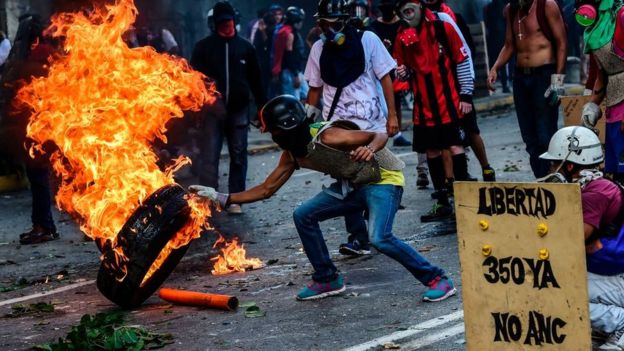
[[309, 122, 405, 187]]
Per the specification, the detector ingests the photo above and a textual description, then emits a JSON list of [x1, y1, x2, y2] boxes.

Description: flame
[[15, 0, 215, 280], [211, 235, 264, 275]]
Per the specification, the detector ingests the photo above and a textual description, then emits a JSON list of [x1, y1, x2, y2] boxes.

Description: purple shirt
[[582, 178, 622, 229]]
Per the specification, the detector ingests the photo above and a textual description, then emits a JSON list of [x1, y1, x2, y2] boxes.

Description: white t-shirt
[[0, 39, 11, 66], [304, 31, 396, 132]]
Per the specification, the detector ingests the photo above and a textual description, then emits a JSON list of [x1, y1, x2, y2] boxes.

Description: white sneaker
[[226, 204, 243, 215], [600, 329, 624, 350]]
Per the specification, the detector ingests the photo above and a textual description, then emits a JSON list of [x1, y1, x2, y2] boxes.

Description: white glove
[[305, 103, 322, 121], [544, 74, 565, 107], [581, 102, 602, 128], [188, 185, 229, 208]]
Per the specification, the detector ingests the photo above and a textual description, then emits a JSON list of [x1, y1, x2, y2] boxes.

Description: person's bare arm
[[591, 68, 606, 105], [307, 86, 322, 108], [545, 0, 567, 74], [229, 152, 296, 204], [320, 128, 389, 162], [488, 5, 514, 90], [380, 73, 399, 136], [584, 223, 604, 254]]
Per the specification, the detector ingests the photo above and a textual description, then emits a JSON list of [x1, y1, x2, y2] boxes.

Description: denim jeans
[[513, 65, 560, 178], [588, 271, 624, 334], [26, 166, 55, 231], [293, 182, 445, 283], [198, 107, 248, 194]]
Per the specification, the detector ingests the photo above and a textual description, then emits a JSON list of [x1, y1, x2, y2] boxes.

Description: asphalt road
[[0, 109, 542, 351]]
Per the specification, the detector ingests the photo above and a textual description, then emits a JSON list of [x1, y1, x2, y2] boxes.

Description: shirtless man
[[487, 0, 567, 178]]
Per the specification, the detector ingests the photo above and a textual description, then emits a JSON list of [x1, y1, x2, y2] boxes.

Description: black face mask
[[271, 124, 312, 158], [379, 5, 395, 21]]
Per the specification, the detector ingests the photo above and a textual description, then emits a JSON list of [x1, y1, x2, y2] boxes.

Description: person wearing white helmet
[[540, 126, 624, 350]]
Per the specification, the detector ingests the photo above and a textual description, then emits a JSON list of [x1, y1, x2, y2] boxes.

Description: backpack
[[509, 0, 567, 43]]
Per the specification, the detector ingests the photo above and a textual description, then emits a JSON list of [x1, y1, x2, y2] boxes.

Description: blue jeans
[[513, 65, 560, 178], [293, 183, 445, 284], [199, 108, 248, 194], [26, 166, 55, 231], [588, 272, 624, 334]]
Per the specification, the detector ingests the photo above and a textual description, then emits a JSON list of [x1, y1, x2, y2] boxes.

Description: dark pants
[[513, 65, 560, 179], [199, 108, 249, 194], [26, 167, 55, 231]]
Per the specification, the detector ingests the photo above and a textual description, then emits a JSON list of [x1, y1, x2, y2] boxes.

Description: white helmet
[[539, 126, 603, 166]]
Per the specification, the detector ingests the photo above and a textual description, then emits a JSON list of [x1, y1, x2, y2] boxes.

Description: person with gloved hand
[[190, 95, 456, 303], [577, 0, 624, 182], [487, 0, 567, 178]]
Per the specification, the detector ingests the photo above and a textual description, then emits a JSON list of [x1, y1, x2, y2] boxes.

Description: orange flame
[[211, 235, 264, 275], [15, 0, 214, 279]]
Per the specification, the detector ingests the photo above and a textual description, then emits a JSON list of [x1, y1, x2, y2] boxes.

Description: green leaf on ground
[[6, 302, 54, 317], [33, 311, 174, 350], [244, 305, 266, 318]]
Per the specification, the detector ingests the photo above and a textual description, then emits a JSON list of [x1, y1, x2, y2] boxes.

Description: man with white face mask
[[393, 0, 474, 222]]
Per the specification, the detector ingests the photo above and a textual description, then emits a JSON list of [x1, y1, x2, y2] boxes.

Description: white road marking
[[0, 280, 95, 307], [401, 323, 465, 350], [342, 310, 464, 351], [292, 152, 416, 179]]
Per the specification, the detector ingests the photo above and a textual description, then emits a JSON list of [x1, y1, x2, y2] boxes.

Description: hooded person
[[393, 0, 474, 222], [539, 126, 624, 350], [270, 6, 307, 98], [189, 94, 456, 302], [578, 0, 624, 183], [304, 0, 402, 256], [190, 1, 266, 215]]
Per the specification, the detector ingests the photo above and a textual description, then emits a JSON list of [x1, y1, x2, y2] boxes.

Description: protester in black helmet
[[254, 4, 284, 97], [271, 6, 307, 98], [191, 1, 266, 215], [190, 95, 456, 302]]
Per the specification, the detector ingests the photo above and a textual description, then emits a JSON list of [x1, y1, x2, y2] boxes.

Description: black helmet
[[212, 1, 236, 24], [285, 6, 305, 24], [315, 0, 350, 20], [260, 95, 307, 132]]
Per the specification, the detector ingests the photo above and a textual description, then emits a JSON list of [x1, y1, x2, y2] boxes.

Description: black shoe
[[417, 173, 429, 189], [483, 166, 496, 182], [393, 135, 412, 147], [465, 173, 478, 182], [421, 203, 454, 223], [19, 225, 59, 245], [339, 240, 371, 256]]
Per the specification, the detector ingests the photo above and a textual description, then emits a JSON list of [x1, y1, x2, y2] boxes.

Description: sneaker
[[483, 166, 496, 182], [417, 173, 429, 189], [421, 203, 454, 223], [465, 173, 478, 182], [19, 225, 59, 245], [423, 276, 457, 302], [339, 240, 371, 256], [226, 204, 243, 215], [600, 329, 624, 350], [296, 275, 346, 301], [393, 135, 412, 147]]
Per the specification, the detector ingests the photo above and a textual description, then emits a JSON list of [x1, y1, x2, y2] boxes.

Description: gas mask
[[537, 172, 568, 183], [575, 3, 598, 27], [320, 21, 346, 46], [399, 2, 422, 27]]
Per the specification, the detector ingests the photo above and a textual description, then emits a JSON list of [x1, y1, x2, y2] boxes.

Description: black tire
[[97, 184, 192, 309]]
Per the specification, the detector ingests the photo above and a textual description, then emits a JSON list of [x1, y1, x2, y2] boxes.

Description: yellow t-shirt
[[309, 122, 405, 187]]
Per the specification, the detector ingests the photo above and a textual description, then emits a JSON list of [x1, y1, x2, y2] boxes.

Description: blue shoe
[[296, 275, 346, 301], [423, 276, 457, 302], [339, 240, 371, 256]]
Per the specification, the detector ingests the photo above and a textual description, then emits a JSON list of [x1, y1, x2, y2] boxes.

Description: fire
[[15, 0, 214, 279], [211, 235, 264, 275]]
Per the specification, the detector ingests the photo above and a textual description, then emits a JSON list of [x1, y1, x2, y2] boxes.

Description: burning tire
[[97, 184, 192, 309]]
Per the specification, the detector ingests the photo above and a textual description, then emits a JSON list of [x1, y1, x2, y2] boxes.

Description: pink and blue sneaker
[[296, 275, 346, 301], [423, 276, 457, 302]]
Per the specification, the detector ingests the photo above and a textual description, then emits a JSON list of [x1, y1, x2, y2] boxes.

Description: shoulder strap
[[537, 0, 567, 43], [433, 14, 453, 62], [327, 87, 343, 121]]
